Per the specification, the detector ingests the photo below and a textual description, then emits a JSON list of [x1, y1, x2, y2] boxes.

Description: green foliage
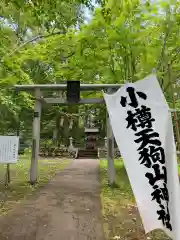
[[0, 0, 180, 142]]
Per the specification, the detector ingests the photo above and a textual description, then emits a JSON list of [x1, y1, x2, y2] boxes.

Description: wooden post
[[5, 164, 11, 187], [106, 89, 116, 186], [29, 88, 42, 184]]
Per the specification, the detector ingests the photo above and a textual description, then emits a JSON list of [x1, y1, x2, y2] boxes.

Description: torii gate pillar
[[106, 89, 116, 185], [29, 88, 42, 184]]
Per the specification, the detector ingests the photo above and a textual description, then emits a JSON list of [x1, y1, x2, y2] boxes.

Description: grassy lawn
[[0, 155, 70, 215], [100, 160, 171, 240]]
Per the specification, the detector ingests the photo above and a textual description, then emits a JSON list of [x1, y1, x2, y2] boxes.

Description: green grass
[[100, 159, 170, 240], [0, 155, 70, 215]]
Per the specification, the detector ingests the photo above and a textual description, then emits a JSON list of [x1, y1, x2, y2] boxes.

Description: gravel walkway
[[0, 159, 104, 240]]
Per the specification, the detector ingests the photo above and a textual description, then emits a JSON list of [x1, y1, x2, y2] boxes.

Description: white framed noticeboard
[[0, 136, 19, 164]]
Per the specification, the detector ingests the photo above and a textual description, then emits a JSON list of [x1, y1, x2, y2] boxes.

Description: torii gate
[[14, 83, 123, 185]]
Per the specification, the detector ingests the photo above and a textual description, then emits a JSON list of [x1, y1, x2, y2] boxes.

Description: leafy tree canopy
[[0, 0, 180, 143]]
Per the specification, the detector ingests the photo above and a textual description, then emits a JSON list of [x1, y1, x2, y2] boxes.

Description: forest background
[[0, 0, 179, 149]]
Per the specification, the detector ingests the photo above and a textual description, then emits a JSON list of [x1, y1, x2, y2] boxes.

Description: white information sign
[[103, 74, 180, 239], [0, 136, 19, 164]]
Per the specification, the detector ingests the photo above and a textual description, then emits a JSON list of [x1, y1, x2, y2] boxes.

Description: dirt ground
[[0, 159, 104, 240]]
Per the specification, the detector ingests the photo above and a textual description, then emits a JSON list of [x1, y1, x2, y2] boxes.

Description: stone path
[[0, 159, 104, 240]]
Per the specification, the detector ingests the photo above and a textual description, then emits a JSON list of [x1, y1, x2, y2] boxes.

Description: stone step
[[76, 148, 98, 159]]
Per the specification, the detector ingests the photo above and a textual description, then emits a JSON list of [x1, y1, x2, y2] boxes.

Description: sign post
[[5, 164, 10, 187], [0, 136, 19, 186]]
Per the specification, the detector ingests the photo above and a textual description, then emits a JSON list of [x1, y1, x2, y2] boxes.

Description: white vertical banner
[[103, 74, 180, 239], [0, 136, 19, 163]]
